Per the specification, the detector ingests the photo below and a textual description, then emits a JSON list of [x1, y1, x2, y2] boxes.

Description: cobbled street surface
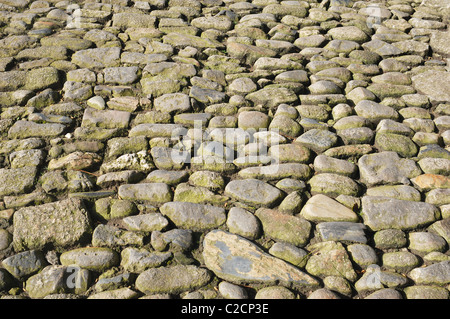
[[0, 0, 449, 299]]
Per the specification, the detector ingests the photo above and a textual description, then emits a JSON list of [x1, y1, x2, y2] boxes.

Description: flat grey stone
[[317, 222, 367, 243], [81, 107, 131, 129], [365, 288, 404, 299], [154, 93, 191, 114], [121, 247, 172, 273], [362, 39, 405, 57], [92, 224, 145, 248], [224, 178, 284, 207], [412, 70, 450, 103], [128, 123, 187, 138], [25, 265, 69, 299], [122, 213, 169, 232], [309, 173, 360, 197], [59, 247, 120, 272], [118, 183, 173, 204], [355, 264, 408, 293], [409, 261, 450, 285], [404, 285, 449, 299], [255, 286, 297, 299], [382, 251, 420, 273], [295, 129, 338, 153], [430, 30, 450, 57], [202, 230, 320, 292], [8, 120, 65, 139], [354, 100, 399, 124], [150, 147, 186, 170], [146, 170, 189, 185], [347, 244, 378, 269], [408, 231, 447, 254], [238, 163, 311, 181], [135, 265, 212, 295], [361, 196, 440, 231], [226, 207, 261, 240], [88, 287, 139, 299], [358, 151, 422, 187], [112, 12, 156, 29], [103, 66, 139, 85], [313, 155, 357, 177], [268, 242, 309, 268], [366, 185, 421, 202], [1, 250, 47, 280], [245, 87, 298, 109], [189, 86, 227, 104], [72, 47, 121, 69], [163, 32, 224, 49], [159, 201, 226, 231], [218, 281, 248, 299], [151, 229, 193, 252]]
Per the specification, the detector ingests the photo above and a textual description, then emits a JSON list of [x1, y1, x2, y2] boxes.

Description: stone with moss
[[136, 265, 212, 295], [173, 183, 229, 205], [121, 247, 172, 273], [375, 133, 418, 158], [256, 207, 311, 247], [202, 230, 319, 292], [118, 183, 172, 204], [188, 171, 225, 191], [306, 241, 357, 282], [13, 198, 92, 252], [159, 201, 226, 231], [60, 247, 120, 272], [92, 224, 145, 248], [224, 178, 283, 208]]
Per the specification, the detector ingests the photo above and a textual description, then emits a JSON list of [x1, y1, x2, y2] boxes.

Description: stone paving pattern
[[0, 0, 449, 299]]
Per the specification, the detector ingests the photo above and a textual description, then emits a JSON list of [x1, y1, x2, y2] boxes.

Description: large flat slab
[[202, 230, 320, 292]]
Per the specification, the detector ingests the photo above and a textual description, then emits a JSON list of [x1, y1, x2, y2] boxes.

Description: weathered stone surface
[[0, 166, 37, 197], [409, 261, 450, 286], [309, 173, 360, 197], [135, 265, 212, 295], [255, 208, 311, 247], [295, 129, 338, 153], [306, 241, 357, 282], [224, 179, 284, 207], [81, 108, 131, 129], [122, 213, 169, 232], [361, 196, 440, 231], [13, 198, 92, 251], [238, 163, 311, 181], [159, 201, 226, 231], [1, 0, 449, 300], [202, 230, 320, 291], [92, 224, 145, 248], [1, 250, 47, 280], [25, 265, 70, 299], [154, 93, 191, 114], [118, 183, 173, 204], [358, 151, 422, 187], [121, 247, 172, 273], [8, 120, 65, 139], [72, 47, 121, 69], [412, 71, 450, 103], [60, 247, 120, 272], [300, 194, 359, 223], [317, 222, 367, 244]]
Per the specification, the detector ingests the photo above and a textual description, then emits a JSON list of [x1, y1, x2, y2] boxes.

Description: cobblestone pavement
[[0, 0, 449, 299]]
